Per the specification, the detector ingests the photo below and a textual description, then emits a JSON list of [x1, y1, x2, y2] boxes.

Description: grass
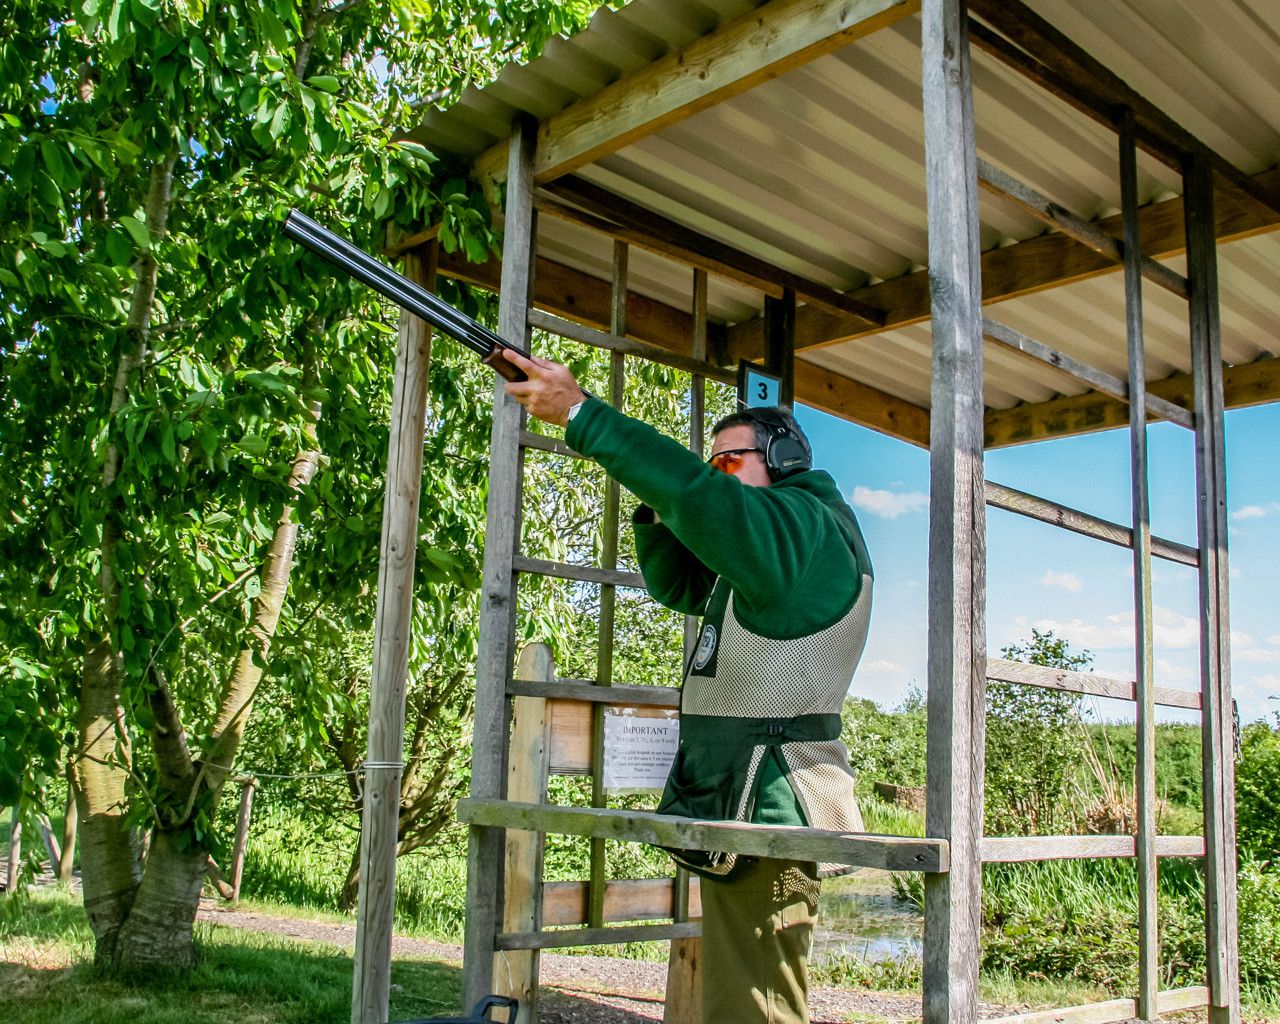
[[0, 888, 460, 1024]]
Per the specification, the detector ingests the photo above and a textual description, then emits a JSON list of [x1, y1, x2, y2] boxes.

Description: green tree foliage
[[986, 629, 1090, 835], [1236, 719, 1280, 862], [0, 0, 621, 969], [842, 690, 928, 792]]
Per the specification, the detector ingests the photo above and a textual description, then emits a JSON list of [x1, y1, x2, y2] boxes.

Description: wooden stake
[[350, 242, 438, 1024], [230, 777, 256, 902]]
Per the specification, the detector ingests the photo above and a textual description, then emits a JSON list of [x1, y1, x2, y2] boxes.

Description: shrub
[[1237, 721, 1280, 862]]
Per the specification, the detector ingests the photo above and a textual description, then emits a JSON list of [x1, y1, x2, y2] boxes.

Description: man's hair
[[711, 406, 812, 478]]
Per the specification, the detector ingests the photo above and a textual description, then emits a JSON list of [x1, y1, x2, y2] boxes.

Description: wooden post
[[461, 115, 537, 1014], [1119, 107, 1159, 1023], [36, 815, 61, 870], [351, 242, 438, 1024], [230, 777, 257, 901], [920, 2, 986, 1024], [1185, 151, 1241, 1024], [58, 763, 78, 883], [665, 265, 707, 1024], [589, 241, 627, 929], [5, 808, 19, 892], [763, 286, 796, 407], [497, 644, 554, 1024]]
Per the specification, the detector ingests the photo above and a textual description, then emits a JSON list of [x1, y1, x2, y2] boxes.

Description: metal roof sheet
[[405, 0, 1280, 427]]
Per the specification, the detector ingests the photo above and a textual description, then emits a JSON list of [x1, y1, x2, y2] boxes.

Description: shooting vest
[[656, 572, 873, 878]]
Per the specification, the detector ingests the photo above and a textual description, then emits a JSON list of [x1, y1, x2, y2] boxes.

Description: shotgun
[[281, 209, 527, 382]]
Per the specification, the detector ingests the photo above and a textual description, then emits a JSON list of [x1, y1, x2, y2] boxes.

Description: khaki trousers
[[699, 858, 821, 1024]]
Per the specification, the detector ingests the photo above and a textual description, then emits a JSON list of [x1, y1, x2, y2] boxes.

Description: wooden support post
[[589, 241, 628, 929], [351, 242, 438, 1024], [1185, 152, 1241, 1024], [461, 116, 537, 1014], [921, 2, 986, 1024], [497, 644, 554, 1024], [665, 265, 707, 1024], [36, 815, 61, 870], [1120, 107, 1159, 1024], [763, 287, 797, 408], [6, 809, 19, 891], [230, 777, 256, 902]]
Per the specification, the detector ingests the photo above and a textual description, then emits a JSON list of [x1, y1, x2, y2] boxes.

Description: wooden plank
[[547, 699, 592, 775], [460, 118, 537, 1016], [981, 317, 1192, 429], [352, 244, 437, 1024], [722, 166, 1280, 360], [983, 987, 1209, 1024], [540, 176, 884, 323], [497, 645, 554, 1024], [764, 288, 798, 407], [1119, 108, 1158, 1023], [976, 158, 1188, 299], [543, 877, 703, 927], [984, 481, 1199, 567], [457, 799, 950, 872], [496, 921, 701, 951], [665, 934, 703, 1024], [527, 309, 735, 385], [509, 679, 681, 708], [794, 358, 931, 446], [981, 835, 1205, 863], [513, 554, 646, 589], [967, 0, 1280, 221], [471, 0, 919, 184], [986, 657, 1201, 712], [920, 3, 986, 1024], [1187, 153, 1242, 1024], [985, 357, 1280, 448], [520, 429, 586, 461]]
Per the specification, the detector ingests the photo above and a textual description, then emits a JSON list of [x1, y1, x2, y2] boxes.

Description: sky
[[796, 399, 1280, 726]]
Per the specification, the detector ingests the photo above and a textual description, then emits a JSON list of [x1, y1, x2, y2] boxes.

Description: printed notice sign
[[603, 706, 680, 792]]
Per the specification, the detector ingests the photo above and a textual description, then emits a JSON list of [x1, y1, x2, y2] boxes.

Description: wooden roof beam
[[984, 357, 1280, 448], [723, 165, 1280, 359], [539, 174, 885, 325], [433, 246, 929, 446], [966, 0, 1280, 221], [470, 0, 920, 185]]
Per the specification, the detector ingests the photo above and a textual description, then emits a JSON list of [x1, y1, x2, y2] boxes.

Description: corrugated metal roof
[[405, 0, 1280, 427]]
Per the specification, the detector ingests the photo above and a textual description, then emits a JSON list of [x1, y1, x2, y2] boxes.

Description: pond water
[[812, 871, 923, 962]]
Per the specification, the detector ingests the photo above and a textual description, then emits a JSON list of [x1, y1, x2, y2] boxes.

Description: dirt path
[[197, 899, 968, 1023]]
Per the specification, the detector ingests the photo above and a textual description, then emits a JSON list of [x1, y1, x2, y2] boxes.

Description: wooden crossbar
[[496, 921, 701, 952], [987, 657, 1201, 711], [508, 678, 680, 708], [543, 877, 702, 926], [513, 554, 646, 590], [457, 799, 949, 873], [984, 481, 1199, 567], [520, 430, 584, 461], [982, 835, 1204, 863], [983, 985, 1209, 1024]]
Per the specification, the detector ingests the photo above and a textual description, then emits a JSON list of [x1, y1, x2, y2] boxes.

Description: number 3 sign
[[736, 360, 784, 409]]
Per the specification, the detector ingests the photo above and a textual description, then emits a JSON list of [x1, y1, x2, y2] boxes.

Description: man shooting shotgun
[[281, 209, 528, 383]]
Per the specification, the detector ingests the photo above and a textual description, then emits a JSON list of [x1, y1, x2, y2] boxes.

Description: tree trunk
[[114, 828, 208, 970], [76, 153, 177, 961], [340, 840, 362, 912]]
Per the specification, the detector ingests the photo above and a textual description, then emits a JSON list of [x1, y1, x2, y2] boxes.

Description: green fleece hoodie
[[564, 398, 873, 639]]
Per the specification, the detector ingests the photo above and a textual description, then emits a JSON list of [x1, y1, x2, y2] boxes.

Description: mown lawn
[[0, 888, 460, 1024]]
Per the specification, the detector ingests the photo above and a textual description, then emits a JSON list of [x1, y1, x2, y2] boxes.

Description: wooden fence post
[[230, 777, 256, 901]]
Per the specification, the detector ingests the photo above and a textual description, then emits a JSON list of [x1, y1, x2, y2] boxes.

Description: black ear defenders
[[745, 407, 812, 481]]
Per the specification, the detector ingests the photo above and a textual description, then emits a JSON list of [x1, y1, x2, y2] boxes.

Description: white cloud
[[1155, 658, 1195, 683], [1232, 630, 1254, 647], [1235, 648, 1280, 664], [1041, 570, 1083, 592], [850, 486, 928, 520], [1028, 606, 1200, 651], [1267, 634, 1280, 647], [861, 659, 907, 675], [1232, 505, 1267, 520]]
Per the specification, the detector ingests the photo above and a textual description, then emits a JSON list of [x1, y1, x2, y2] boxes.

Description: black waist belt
[[679, 712, 841, 745]]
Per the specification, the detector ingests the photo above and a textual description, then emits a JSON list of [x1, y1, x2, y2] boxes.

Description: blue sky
[[796, 400, 1280, 725]]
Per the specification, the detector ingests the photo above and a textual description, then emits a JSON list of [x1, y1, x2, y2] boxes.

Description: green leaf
[[105, 228, 133, 266], [308, 75, 340, 93], [119, 215, 152, 250]]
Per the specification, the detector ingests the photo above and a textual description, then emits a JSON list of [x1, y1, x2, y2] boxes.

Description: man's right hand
[[500, 348, 587, 427]]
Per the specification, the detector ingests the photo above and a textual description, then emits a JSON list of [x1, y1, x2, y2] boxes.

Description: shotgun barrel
[[281, 209, 527, 382]]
